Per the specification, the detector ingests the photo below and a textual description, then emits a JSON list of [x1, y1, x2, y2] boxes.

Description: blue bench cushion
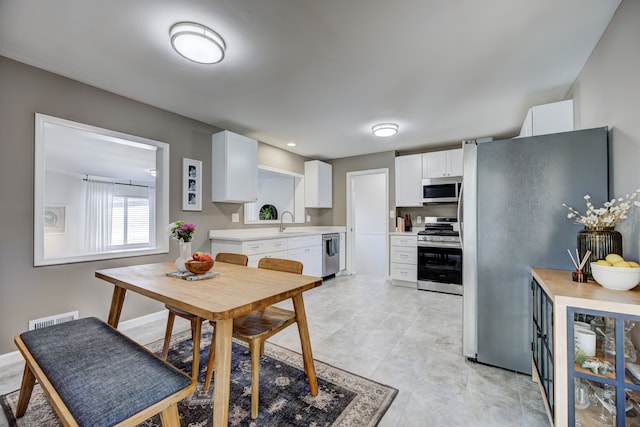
[[20, 317, 192, 427]]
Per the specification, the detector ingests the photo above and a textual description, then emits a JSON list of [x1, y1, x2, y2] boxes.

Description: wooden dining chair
[[161, 253, 248, 376], [203, 257, 304, 419]]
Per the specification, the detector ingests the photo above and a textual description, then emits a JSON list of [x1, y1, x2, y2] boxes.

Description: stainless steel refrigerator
[[461, 127, 609, 374]]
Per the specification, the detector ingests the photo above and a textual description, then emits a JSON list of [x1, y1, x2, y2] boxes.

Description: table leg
[[191, 318, 202, 380], [292, 294, 318, 395], [107, 286, 127, 328], [212, 318, 233, 427]]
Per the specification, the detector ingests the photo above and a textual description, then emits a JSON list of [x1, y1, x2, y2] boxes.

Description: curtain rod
[[83, 175, 150, 189]]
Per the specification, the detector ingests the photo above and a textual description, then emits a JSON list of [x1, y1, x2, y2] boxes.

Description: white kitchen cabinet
[[395, 154, 423, 207], [422, 148, 463, 178], [287, 235, 322, 277], [212, 237, 287, 267], [389, 234, 417, 284], [211, 130, 258, 203], [304, 160, 332, 208], [518, 100, 574, 137], [241, 238, 288, 267], [211, 234, 323, 273]]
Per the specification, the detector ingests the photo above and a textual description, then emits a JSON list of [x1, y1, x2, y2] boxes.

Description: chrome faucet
[[279, 211, 294, 232]]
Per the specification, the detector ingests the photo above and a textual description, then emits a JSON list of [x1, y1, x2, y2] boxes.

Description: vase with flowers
[[563, 189, 640, 278], [168, 221, 195, 272]]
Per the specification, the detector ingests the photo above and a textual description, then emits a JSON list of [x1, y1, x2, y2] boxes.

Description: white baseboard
[[116, 310, 167, 331], [0, 349, 21, 367], [0, 310, 168, 369]]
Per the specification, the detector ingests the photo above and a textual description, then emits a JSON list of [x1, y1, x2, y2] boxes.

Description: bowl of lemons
[[591, 254, 640, 291]]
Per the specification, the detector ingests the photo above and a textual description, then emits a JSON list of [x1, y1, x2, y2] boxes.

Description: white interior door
[[346, 169, 388, 276]]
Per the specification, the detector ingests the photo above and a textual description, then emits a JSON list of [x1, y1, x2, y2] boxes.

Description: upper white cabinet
[[518, 99, 574, 137], [422, 148, 463, 178], [304, 160, 332, 208], [395, 154, 423, 207], [211, 130, 258, 203]]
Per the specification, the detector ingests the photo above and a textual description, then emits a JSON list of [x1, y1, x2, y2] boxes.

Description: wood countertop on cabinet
[[532, 268, 640, 316]]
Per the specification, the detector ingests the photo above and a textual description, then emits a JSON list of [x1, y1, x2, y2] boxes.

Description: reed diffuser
[[568, 248, 591, 283]]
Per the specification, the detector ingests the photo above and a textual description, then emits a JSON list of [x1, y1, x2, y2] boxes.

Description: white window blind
[[111, 196, 150, 246]]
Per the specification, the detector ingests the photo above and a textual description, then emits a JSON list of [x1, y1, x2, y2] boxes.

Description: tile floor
[[0, 273, 550, 427]]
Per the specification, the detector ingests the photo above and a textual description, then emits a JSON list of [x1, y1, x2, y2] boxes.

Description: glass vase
[[175, 241, 192, 272], [577, 227, 623, 279]]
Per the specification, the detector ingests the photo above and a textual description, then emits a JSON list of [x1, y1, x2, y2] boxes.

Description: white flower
[[563, 188, 640, 229]]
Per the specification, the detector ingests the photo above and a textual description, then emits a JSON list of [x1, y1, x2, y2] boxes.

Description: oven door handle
[[418, 242, 462, 249]]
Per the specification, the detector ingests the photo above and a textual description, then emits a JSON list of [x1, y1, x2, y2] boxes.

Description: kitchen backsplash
[[396, 204, 458, 230]]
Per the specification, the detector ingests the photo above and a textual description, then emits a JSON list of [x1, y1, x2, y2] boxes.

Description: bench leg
[[159, 403, 181, 427], [15, 364, 36, 417]]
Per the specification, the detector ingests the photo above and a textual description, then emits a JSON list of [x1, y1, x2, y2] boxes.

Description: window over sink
[[243, 165, 305, 224]]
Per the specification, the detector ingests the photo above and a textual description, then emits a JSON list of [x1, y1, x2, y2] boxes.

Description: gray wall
[[318, 151, 397, 230], [569, 0, 640, 258], [0, 56, 311, 354]]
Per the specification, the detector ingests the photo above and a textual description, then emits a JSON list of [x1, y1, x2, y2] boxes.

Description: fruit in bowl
[[192, 251, 213, 262], [590, 254, 640, 290], [185, 252, 214, 274]]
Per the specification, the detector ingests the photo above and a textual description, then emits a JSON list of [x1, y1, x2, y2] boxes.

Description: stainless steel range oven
[[417, 217, 462, 295]]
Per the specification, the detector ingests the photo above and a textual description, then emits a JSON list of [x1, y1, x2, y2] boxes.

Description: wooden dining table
[[95, 261, 323, 427]]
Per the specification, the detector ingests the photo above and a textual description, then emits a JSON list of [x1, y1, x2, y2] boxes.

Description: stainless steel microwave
[[422, 177, 462, 204]]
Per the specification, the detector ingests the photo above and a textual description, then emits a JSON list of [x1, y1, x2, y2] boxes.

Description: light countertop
[[389, 230, 419, 236], [209, 226, 346, 241]]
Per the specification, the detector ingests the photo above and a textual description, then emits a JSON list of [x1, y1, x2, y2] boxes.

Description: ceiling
[[0, 0, 622, 160]]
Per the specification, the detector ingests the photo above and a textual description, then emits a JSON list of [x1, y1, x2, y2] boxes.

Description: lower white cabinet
[[389, 234, 417, 283], [287, 235, 322, 277], [240, 238, 288, 267], [211, 234, 322, 275]]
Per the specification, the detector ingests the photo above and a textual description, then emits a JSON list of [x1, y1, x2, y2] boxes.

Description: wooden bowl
[[185, 260, 214, 274]]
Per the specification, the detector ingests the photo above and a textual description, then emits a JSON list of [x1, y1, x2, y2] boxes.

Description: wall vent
[[28, 311, 79, 331]]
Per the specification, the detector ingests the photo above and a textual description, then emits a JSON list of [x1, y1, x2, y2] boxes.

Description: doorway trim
[[345, 168, 389, 275]]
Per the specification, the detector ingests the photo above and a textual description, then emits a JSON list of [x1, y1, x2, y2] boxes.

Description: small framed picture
[[182, 158, 202, 211], [44, 205, 66, 234]]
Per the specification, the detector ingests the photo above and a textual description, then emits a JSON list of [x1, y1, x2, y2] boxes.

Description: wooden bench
[[14, 317, 196, 426]]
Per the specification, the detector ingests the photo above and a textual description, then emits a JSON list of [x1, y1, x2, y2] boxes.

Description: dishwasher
[[322, 233, 340, 278]]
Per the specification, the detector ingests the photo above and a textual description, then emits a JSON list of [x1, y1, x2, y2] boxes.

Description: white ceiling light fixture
[[287, 142, 296, 147], [170, 22, 226, 64], [372, 123, 399, 137]]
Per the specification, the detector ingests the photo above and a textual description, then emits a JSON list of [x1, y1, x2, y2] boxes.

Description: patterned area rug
[[1, 324, 397, 426]]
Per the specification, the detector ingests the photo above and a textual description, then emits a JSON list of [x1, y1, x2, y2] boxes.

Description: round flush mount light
[[372, 123, 399, 137], [287, 142, 297, 147], [170, 22, 226, 64]]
